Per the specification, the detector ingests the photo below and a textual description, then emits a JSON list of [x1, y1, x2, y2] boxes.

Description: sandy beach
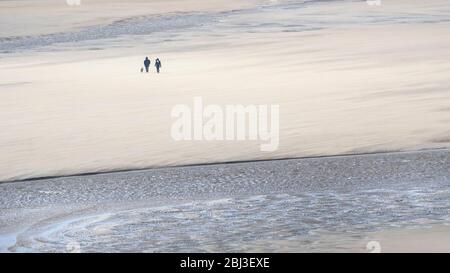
[[1, 0, 450, 182], [0, 0, 261, 38], [1, 0, 450, 253]]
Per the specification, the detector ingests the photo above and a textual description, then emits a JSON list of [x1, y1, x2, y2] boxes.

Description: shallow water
[[7, 186, 450, 252]]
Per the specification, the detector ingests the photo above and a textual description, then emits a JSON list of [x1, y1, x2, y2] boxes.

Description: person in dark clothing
[[155, 58, 162, 73], [144, 57, 151, 73]]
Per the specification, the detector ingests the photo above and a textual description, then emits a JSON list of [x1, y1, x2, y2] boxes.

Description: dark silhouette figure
[[155, 58, 162, 73], [144, 57, 151, 73]]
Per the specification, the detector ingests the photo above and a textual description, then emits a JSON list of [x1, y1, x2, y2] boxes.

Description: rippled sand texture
[[1, 0, 450, 181], [0, 149, 449, 252]]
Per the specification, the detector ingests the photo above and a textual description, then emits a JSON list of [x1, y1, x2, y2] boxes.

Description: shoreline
[[1, 147, 448, 184]]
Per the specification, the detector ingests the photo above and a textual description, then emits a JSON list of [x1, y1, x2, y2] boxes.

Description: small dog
[[140, 67, 144, 73]]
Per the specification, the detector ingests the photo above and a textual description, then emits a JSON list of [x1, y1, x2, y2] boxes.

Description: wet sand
[[0, 149, 449, 252], [0, 0, 261, 38], [1, 0, 450, 253]]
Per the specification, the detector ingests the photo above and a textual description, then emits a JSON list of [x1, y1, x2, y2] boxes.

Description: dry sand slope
[[1, 0, 450, 181]]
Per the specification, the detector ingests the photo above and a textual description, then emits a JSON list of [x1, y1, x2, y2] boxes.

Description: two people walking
[[143, 57, 162, 73]]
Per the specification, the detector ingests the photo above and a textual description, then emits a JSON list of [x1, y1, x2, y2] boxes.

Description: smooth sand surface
[[0, 0, 450, 181]]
